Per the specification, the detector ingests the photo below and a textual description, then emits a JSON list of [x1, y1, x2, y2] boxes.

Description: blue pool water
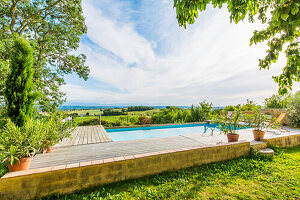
[[106, 123, 220, 142]]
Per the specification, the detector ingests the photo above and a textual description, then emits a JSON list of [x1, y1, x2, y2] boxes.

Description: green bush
[[240, 99, 260, 111], [224, 105, 236, 112], [0, 119, 43, 165], [190, 100, 213, 121], [39, 113, 74, 151], [0, 112, 74, 165], [152, 107, 190, 124], [77, 118, 99, 126], [287, 91, 300, 127], [212, 110, 244, 135], [264, 94, 288, 108], [4, 37, 39, 127]]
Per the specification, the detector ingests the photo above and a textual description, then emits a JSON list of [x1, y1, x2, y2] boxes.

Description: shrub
[[77, 118, 99, 126], [0, 119, 43, 165], [40, 113, 74, 151], [139, 116, 152, 125], [190, 100, 213, 121], [264, 94, 288, 108], [152, 107, 190, 124], [287, 91, 300, 127], [119, 115, 140, 125], [212, 110, 244, 135], [4, 37, 39, 127], [223, 105, 236, 112], [101, 119, 131, 127], [240, 99, 260, 111]]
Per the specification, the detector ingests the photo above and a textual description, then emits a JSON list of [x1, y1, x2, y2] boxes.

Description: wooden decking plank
[[98, 125, 105, 142], [100, 126, 108, 142], [91, 126, 97, 143], [69, 128, 79, 146], [101, 125, 112, 142], [83, 126, 87, 144], [73, 127, 81, 145], [87, 126, 92, 144], [55, 125, 112, 148], [94, 126, 101, 143], [78, 127, 85, 144], [89, 126, 94, 144], [59, 136, 69, 146]]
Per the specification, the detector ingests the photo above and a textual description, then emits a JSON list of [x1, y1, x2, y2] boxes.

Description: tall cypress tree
[[4, 37, 38, 127]]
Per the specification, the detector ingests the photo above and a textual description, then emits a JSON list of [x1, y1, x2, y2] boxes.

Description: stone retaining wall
[[261, 134, 300, 148], [1, 133, 299, 200], [0, 141, 250, 200]]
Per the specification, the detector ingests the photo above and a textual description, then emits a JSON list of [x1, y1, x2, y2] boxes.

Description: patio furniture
[[266, 113, 289, 133]]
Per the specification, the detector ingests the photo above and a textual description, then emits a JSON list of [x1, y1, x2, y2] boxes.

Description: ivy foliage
[[174, 0, 299, 95], [0, 0, 89, 111]]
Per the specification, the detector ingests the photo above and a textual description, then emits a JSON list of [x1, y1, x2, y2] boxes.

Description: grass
[[128, 109, 161, 116], [41, 145, 300, 200], [0, 163, 8, 178], [64, 109, 102, 116], [73, 116, 122, 125]]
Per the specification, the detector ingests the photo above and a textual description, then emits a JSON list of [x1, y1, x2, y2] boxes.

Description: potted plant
[[0, 119, 42, 172], [214, 110, 244, 142], [40, 114, 73, 153], [247, 109, 278, 141]]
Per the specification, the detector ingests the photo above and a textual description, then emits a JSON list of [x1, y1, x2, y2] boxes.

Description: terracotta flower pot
[[8, 156, 32, 172], [253, 130, 265, 141], [46, 146, 54, 153], [227, 134, 239, 142]]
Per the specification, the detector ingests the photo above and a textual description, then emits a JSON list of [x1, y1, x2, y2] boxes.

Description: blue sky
[[62, 0, 299, 106]]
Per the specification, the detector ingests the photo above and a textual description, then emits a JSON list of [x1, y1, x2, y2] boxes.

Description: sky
[[61, 0, 300, 107]]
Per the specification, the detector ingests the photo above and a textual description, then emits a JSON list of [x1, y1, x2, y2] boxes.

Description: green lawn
[[42, 145, 300, 200]]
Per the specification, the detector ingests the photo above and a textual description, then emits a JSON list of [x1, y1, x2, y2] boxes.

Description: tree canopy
[[0, 0, 89, 111], [173, 0, 299, 95]]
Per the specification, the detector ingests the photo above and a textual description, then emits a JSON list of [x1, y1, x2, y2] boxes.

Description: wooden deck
[[55, 125, 112, 147]]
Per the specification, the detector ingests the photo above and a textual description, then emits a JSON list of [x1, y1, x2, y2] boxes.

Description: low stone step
[[250, 140, 267, 150], [258, 148, 274, 157]]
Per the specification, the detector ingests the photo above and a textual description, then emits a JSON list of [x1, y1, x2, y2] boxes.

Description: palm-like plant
[[213, 110, 244, 135]]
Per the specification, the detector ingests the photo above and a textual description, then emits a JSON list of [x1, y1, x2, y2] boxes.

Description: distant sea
[[58, 105, 224, 110]]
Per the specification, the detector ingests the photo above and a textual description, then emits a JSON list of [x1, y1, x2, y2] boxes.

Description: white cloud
[[63, 0, 300, 106], [82, 1, 155, 65]]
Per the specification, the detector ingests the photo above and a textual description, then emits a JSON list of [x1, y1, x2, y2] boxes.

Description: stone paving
[[29, 126, 300, 169]]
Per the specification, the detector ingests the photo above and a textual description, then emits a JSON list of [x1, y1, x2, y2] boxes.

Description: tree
[[264, 94, 289, 108], [0, 0, 89, 111], [4, 37, 39, 127], [287, 91, 300, 127], [173, 0, 299, 95], [190, 100, 213, 121]]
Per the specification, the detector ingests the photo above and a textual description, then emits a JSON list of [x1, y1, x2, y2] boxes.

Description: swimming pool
[[106, 123, 220, 142]]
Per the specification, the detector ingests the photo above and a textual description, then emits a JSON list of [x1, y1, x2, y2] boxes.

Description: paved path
[[30, 126, 299, 169], [55, 125, 112, 147]]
